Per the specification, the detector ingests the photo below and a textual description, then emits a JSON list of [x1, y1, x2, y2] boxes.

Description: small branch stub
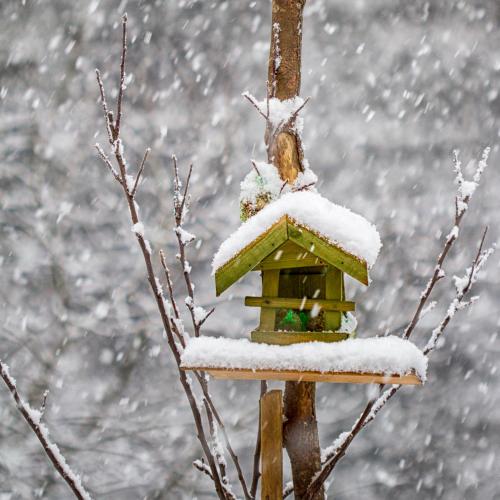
[[266, 0, 307, 184]]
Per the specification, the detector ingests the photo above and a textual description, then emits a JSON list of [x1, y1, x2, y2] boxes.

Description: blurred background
[[1, 0, 499, 498]]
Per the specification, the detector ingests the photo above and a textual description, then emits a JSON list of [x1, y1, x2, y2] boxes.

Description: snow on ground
[[212, 190, 382, 272], [181, 336, 427, 381]]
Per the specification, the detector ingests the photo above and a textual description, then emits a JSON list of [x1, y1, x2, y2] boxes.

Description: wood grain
[[260, 390, 283, 500], [182, 366, 422, 385], [245, 296, 355, 312]]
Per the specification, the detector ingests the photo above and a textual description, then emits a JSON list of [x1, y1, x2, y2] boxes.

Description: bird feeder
[[215, 215, 369, 346]]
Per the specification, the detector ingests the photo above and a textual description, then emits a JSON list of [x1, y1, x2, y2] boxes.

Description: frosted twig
[[95, 69, 114, 144], [40, 389, 49, 417], [131, 148, 150, 197], [95, 15, 230, 500], [0, 360, 92, 500], [403, 147, 489, 341], [159, 250, 180, 320], [95, 144, 122, 185], [251, 160, 261, 177], [168, 156, 252, 498], [250, 381, 267, 498], [304, 150, 491, 500], [114, 13, 127, 139], [242, 91, 268, 120]]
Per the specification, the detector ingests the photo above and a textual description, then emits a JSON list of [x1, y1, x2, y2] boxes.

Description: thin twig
[[114, 13, 127, 139], [95, 69, 114, 144], [95, 144, 123, 185], [131, 148, 150, 197], [0, 360, 91, 500], [251, 160, 261, 177], [250, 381, 267, 498], [95, 15, 229, 499], [243, 92, 268, 120], [305, 150, 491, 499]]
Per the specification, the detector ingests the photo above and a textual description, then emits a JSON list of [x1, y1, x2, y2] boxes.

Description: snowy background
[[1, 0, 499, 498]]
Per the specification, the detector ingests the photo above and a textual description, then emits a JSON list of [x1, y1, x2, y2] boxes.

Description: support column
[[260, 390, 283, 500]]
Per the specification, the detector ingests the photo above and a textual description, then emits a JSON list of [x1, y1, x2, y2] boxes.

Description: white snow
[[131, 222, 144, 237], [239, 161, 319, 208], [175, 226, 196, 245], [181, 335, 427, 381], [212, 191, 381, 272], [240, 161, 283, 205]]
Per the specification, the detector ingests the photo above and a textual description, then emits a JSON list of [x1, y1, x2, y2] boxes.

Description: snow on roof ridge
[[212, 190, 381, 274]]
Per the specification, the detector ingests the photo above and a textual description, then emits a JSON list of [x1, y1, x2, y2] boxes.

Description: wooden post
[[266, 1, 325, 498], [266, 0, 307, 183], [260, 390, 283, 500], [259, 269, 281, 331]]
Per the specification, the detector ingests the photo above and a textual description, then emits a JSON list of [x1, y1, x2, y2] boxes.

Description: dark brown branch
[[95, 144, 123, 185], [131, 148, 150, 197], [250, 381, 267, 498], [306, 150, 491, 497], [114, 13, 127, 139], [95, 69, 114, 144], [167, 161, 252, 498], [159, 249, 180, 320], [243, 92, 268, 120], [0, 360, 91, 500], [95, 16, 228, 500]]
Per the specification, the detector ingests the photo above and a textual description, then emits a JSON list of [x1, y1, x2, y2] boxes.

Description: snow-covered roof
[[181, 336, 427, 382], [212, 191, 381, 273]]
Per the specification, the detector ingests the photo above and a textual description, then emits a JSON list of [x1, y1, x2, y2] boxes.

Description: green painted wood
[[214, 217, 288, 295], [325, 267, 342, 330], [255, 240, 325, 270], [251, 330, 350, 345], [245, 296, 355, 312], [259, 270, 281, 331], [287, 220, 369, 285]]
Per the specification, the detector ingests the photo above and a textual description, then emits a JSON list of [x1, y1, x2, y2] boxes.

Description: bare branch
[[95, 19, 230, 499], [131, 147, 150, 197], [197, 307, 215, 328], [40, 389, 49, 418], [0, 360, 92, 500], [180, 163, 193, 222], [114, 13, 128, 139], [95, 143, 123, 185], [306, 150, 491, 498], [242, 91, 268, 120], [159, 249, 180, 320], [250, 381, 267, 498], [95, 69, 114, 144], [251, 160, 261, 177]]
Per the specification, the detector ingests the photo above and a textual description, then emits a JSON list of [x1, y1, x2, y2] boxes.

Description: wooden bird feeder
[[215, 215, 368, 346], [181, 1, 427, 496]]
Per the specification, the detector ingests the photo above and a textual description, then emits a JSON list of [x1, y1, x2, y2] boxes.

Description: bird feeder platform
[[181, 336, 427, 386]]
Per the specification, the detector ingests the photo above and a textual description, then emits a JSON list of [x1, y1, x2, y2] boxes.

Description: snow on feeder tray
[[182, 191, 426, 385]]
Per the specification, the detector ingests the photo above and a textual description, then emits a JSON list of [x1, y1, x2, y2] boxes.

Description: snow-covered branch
[[94, 15, 250, 500], [304, 149, 492, 500], [0, 359, 92, 500]]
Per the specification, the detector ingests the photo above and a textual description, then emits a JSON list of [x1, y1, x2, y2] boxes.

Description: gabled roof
[[215, 216, 371, 295], [213, 191, 381, 295]]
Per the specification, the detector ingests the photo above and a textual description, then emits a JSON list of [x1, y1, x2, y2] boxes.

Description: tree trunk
[[266, 1, 325, 499], [266, 0, 306, 184], [283, 382, 323, 499]]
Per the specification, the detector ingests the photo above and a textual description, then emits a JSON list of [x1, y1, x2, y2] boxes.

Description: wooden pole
[[260, 390, 283, 500], [266, 0, 307, 183], [265, 1, 325, 498]]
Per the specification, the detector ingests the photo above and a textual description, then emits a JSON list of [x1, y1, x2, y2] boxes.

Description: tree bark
[[266, 0, 306, 184], [266, 1, 325, 499], [283, 382, 323, 499]]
